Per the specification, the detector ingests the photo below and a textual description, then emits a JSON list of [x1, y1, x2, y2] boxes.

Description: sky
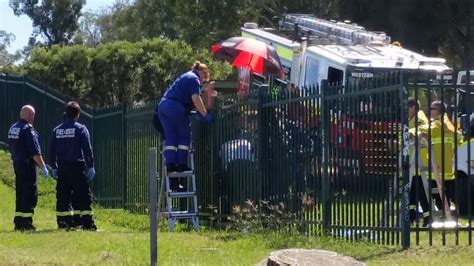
[[0, 0, 117, 53]]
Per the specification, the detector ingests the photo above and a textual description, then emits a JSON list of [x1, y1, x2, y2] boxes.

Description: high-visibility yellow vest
[[408, 110, 429, 175], [418, 115, 457, 180]]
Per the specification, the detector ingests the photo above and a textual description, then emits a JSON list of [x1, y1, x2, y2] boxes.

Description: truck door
[[302, 55, 321, 87]]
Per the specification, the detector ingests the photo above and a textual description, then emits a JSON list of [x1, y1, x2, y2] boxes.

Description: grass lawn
[[1, 149, 474, 265]]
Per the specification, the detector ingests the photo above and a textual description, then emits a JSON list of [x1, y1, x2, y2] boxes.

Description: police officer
[[7, 105, 49, 231], [49, 101, 97, 230], [157, 61, 213, 185]]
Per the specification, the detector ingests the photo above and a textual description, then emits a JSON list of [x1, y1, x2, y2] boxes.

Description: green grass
[[1, 149, 474, 265]]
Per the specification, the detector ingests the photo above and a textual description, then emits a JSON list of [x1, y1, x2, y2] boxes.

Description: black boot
[[81, 215, 98, 231], [14, 217, 36, 232], [176, 164, 193, 173], [57, 216, 75, 230], [166, 164, 177, 174]]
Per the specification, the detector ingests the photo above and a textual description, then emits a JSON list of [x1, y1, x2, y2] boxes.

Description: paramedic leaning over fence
[[418, 101, 458, 211], [157, 61, 213, 179], [7, 105, 49, 231]]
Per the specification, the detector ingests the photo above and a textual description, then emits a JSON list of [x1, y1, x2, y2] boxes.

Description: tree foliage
[[130, 0, 472, 69], [21, 39, 233, 107], [9, 0, 85, 46], [335, 0, 473, 69], [0, 30, 18, 69]]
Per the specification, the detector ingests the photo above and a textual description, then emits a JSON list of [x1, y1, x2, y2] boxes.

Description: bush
[[18, 39, 233, 107]]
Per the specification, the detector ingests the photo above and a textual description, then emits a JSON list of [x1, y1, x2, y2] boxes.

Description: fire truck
[[239, 14, 454, 189], [241, 14, 474, 209]]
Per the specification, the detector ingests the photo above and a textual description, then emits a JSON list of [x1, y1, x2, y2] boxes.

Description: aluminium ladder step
[[167, 172, 194, 178], [167, 211, 199, 218], [168, 191, 197, 198]]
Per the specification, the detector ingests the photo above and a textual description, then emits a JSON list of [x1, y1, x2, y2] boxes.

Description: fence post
[[400, 75, 411, 249], [149, 147, 158, 266], [3, 74, 7, 145], [122, 103, 127, 209], [43, 82, 47, 153], [257, 83, 268, 202], [22, 75, 26, 103], [320, 80, 331, 234]]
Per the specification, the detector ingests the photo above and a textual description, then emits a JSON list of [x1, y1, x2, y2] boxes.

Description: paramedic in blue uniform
[[7, 105, 49, 231], [49, 101, 97, 230], [157, 61, 213, 180]]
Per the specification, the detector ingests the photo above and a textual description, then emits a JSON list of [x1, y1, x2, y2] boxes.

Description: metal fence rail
[[2, 71, 473, 248]]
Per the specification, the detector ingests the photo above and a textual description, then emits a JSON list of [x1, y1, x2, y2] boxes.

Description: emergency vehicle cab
[[241, 14, 451, 87]]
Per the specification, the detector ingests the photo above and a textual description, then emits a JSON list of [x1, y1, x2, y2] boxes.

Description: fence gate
[[321, 72, 411, 247]]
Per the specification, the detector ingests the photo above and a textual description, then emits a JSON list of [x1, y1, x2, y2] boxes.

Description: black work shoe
[[82, 224, 98, 231], [177, 183, 187, 192], [15, 224, 36, 232], [422, 216, 432, 227], [166, 164, 177, 174], [58, 221, 75, 231], [176, 164, 193, 173], [169, 179, 180, 191]]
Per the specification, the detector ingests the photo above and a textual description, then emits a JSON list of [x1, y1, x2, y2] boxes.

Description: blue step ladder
[[160, 145, 200, 232]]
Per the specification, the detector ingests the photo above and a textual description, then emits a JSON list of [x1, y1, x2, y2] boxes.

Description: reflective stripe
[[423, 212, 430, 218], [459, 138, 474, 148], [276, 46, 293, 62], [56, 211, 73, 217], [426, 172, 455, 181], [163, 146, 178, 151], [409, 205, 416, 210], [81, 210, 94, 216], [73, 210, 81, 215], [178, 145, 190, 150], [15, 212, 33, 218], [430, 137, 454, 145]]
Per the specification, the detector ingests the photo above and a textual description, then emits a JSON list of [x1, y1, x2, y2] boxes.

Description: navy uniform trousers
[[158, 99, 191, 166], [56, 161, 95, 229], [13, 159, 38, 229]]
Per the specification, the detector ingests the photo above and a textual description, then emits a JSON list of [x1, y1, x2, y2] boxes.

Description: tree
[[74, 1, 141, 47], [74, 11, 102, 47], [135, 0, 259, 49], [335, 0, 473, 69], [21, 39, 233, 107], [10, 0, 85, 46], [0, 30, 17, 68]]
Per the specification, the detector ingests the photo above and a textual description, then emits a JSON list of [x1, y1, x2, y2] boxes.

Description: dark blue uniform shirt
[[162, 70, 201, 106], [49, 119, 94, 169], [7, 119, 42, 161]]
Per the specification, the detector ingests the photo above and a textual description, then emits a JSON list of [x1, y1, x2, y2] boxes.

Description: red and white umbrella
[[211, 37, 283, 77]]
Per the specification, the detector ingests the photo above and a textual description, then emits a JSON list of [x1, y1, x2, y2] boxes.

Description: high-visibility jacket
[[418, 114, 457, 180], [408, 110, 429, 175]]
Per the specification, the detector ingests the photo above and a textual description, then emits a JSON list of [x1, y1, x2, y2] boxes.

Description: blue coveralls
[[49, 119, 96, 230], [7, 119, 42, 230], [157, 70, 201, 167]]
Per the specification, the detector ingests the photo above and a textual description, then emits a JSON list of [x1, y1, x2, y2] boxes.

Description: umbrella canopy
[[211, 37, 283, 77]]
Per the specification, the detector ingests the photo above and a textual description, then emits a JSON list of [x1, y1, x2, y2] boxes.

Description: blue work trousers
[[56, 161, 95, 228], [158, 99, 191, 166], [13, 159, 38, 228]]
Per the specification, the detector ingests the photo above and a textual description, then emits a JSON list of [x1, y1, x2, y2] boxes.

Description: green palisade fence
[[2, 71, 473, 248]]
